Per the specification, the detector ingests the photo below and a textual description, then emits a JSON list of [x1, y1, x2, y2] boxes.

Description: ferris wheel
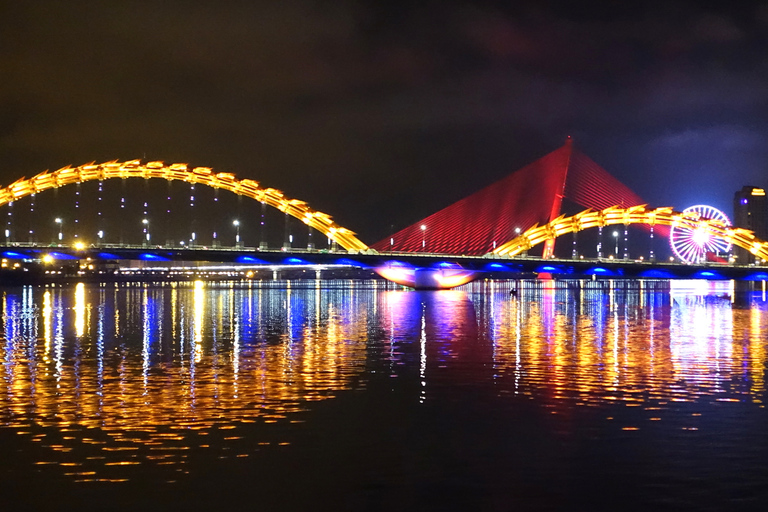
[[669, 205, 732, 264]]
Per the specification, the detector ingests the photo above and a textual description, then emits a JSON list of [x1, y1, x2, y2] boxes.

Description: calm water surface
[[1, 279, 768, 511]]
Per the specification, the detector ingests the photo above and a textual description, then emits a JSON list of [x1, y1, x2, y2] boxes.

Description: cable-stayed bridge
[[1, 141, 767, 289]]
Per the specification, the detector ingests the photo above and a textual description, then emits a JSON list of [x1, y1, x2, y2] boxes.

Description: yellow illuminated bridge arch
[[492, 205, 768, 261], [0, 160, 369, 252]]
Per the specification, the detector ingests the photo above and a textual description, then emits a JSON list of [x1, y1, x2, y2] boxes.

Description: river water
[[1, 279, 767, 511]]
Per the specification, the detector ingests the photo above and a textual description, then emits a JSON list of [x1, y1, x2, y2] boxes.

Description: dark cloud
[[2, 0, 768, 242]]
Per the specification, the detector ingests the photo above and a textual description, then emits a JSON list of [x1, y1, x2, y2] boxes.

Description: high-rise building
[[733, 186, 768, 264]]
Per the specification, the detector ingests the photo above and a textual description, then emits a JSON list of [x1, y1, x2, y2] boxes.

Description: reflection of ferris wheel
[[670, 205, 732, 264]]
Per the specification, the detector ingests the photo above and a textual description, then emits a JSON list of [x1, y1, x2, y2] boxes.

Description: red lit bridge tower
[[372, 138, 645, 258]]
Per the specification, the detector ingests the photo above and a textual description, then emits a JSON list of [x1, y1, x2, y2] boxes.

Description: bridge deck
[[0, 245, 766, 284]]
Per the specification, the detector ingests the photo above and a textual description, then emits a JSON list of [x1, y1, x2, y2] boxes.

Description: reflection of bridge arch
[[492, 205, 768, 261], [0, 160, 369, 252]]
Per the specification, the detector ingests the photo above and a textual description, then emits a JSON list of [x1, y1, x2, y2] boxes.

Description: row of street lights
[[51, 217, 631, 257], [417, 225, 524, 252], [415, 224, 629, 258], [51, 217, 244, 246]]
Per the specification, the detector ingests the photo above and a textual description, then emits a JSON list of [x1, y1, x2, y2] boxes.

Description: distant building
[[733, 186, 768, 264]]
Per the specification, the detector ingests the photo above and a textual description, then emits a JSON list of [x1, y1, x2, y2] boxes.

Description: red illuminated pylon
[[541, 137, 574, 258], [372, 139, 647, 256]]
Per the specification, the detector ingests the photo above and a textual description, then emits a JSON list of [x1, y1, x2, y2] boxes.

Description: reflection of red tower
[[379, 290, 494, 386], [372, 138, 645, 256]]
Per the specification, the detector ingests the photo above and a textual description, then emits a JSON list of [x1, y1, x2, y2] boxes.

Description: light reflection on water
[[1, 278, 768, 493], [482, 280, 767, 411], [1, 281, 375, 482]]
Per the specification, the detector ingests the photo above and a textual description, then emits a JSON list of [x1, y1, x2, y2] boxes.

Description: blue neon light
[[693, 270, 724, 279], [535, 265, 573, 275], [96, 252, 122, 259], [639, 269, 675, 279], [335, 258, 367, 268], [47, 252, 79, 261], [236, 256, 268, 264], [284, 257, 307, 265], [587, 267, 612, 275], [746, 272, 768, 281], [139, 253, 170, 261], [2, 251, 27, 259]]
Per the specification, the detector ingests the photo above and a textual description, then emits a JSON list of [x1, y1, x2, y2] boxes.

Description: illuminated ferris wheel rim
[[670, 205, 731, 264]]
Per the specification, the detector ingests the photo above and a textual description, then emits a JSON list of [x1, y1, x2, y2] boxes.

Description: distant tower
[[733, 186, 768, 264]]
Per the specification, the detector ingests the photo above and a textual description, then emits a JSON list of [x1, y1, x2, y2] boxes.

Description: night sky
[[2, 0, 768, 244]]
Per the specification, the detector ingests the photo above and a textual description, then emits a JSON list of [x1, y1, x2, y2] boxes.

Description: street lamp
[[233, 219, 241, 247], [420, 224, 426, 251], [612, 230, 619, 256], [623, 225, 628, 260], [514, 227, 527, 256], [55, 218, 63, 242], [142, 218, 150, 245]]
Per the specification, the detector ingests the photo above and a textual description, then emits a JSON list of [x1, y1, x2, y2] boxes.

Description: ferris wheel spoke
[[678, 243, 699, 262], [677, 238, 698, 252], [670, 205, 732, 263]]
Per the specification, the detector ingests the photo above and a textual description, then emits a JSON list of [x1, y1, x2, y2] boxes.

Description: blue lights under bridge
[[1, 244, 767, 289]]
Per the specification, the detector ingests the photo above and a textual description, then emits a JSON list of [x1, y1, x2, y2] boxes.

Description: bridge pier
[[414, 268, 442, 290], [373, 267, 479, 290]]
